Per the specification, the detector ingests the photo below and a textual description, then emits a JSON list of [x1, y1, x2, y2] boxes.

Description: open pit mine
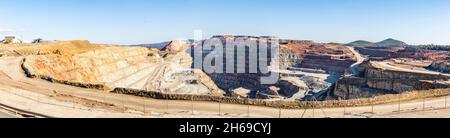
[[0, 36, 449, 118]]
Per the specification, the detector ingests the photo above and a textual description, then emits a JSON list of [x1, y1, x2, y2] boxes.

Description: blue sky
[[1, 0, 450, 45]]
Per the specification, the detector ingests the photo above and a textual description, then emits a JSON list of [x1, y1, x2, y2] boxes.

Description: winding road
[[347, 46, 367, 75]]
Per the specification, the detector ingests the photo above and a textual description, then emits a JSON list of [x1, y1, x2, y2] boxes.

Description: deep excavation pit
[[18, 37, 361, 101], [187, 35, 357, 100], [21, 40, 224, 96], [14, 37, 450, 103]]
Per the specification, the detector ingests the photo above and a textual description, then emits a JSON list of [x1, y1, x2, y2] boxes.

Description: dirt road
[[347, 46, 367, 75], [1, 56, 450, 118], [0, 110, 15, 118]]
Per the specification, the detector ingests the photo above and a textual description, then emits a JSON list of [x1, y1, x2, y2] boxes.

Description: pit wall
[[366, 67, 450, 80], [111, 87, 450, 109], [331, 62, 450, 99], [189, 41, 276, 93], [21, 61, 108, 90], [21, 46, 154, 84], [428, 61, 450, 73], [355, 47, 393, 58], [333, 77, 449, 99], [209, 73, 265, 91], [298, 54, 354, 73]]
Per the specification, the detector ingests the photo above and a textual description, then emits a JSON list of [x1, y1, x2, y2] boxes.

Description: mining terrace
[[0, 36, 449, 118]]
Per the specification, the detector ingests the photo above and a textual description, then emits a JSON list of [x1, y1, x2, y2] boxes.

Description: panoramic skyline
[[1, 0, 450, 45]]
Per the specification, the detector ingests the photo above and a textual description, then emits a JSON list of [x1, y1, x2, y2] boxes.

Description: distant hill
[[346, 40, 375, 47], [346, 38, 407, 47], [375, 38, 407, 47]]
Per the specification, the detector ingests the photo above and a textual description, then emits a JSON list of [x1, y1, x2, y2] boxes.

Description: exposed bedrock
[[279, 42, 356, 74], [188, 36, 354, 100], [275, 77, 308, 98], [355, 47, 398, 59], [298, 54, 355, 73], [21, 40, 224, 96], [365, 63, 450, 80], [428, 60, 450, 73], [279, 47, 301, 69], [329, 62, 450, 100], [189, 36, 279, 97]]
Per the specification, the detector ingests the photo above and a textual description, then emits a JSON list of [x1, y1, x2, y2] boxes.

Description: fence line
[[6, 86, 450, 118], [112, 87, 450, 109], [151, 91, 449, 118]]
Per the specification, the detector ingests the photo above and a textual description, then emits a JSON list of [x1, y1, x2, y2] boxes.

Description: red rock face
[[281, 42, 356, 73]]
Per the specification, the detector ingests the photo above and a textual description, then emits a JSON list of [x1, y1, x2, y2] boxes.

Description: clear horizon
[[1, 0, 450, 45]]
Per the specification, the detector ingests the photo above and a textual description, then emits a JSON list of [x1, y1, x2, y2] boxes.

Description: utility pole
[[312, 101, 315, 118], [278, 98, 282, 118], [343, 103, 346, 118], [398, 93, 401, 114], [422, 95, 426, 111], [278, 107, 281, 118], [445, 96, 448, 109], [218, 101, 221, 116], [166, 95, 169, 112], [191, 96, 194, 115], [142, 96, 146, 115], [122, 94, 125, 109], [247, 105, 250, 118], [371, 98, 374, 114]]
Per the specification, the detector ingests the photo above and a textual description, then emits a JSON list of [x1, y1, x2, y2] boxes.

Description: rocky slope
[[428, 60, 450, 73], [20, 40, 223, 96], [186, 35, 356, 100], [347, 38, 407, 47], [279, 41, 356, 73], [328, 61, 450, 100]]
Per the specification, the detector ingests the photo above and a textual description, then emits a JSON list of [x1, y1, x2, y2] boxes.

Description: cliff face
[[275, 77, 308, 98], [428, 61, 450, 73], [23, 46, 154, 84], [21, 40, 223, 96], [279, 47, 300, 69], [280, 42, 356, 73], [333, 77, 389, 99], [187, 36, 354, 99], [365, 66, 449, 80], [330, 61, 450, 100]]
